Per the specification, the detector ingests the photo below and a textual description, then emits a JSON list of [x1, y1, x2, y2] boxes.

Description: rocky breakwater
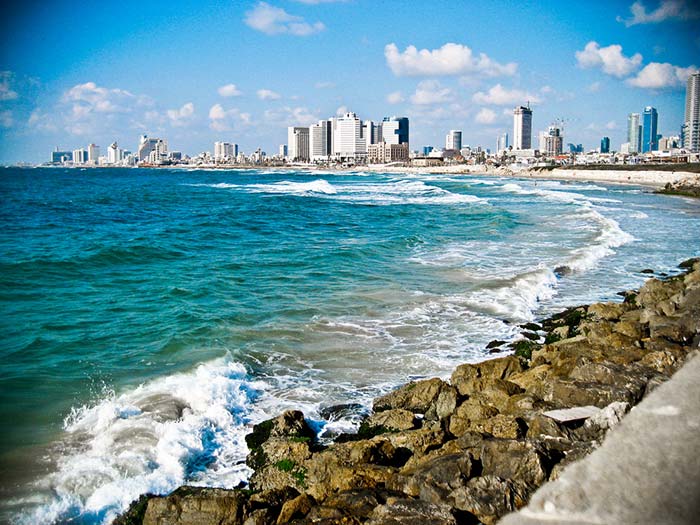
[[116, 259, 700, 525]]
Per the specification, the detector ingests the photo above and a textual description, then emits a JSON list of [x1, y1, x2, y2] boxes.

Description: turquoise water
[[0, 167, 698, 523]]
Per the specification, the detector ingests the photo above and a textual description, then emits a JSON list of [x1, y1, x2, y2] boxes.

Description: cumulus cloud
[[245, 2, 325, 36], [264, 105, 319, 126], [335, 105, 348, 116], [384, 43, 517, 77], [209, 103, 252, 132], [472, 84, 542, 106], [257, 89, 282, 100], [410, 80, 453, 105], [626, 62, 698, 88], [27, 108, 56, 132], [63, 81, 150, 114], [475, 108, 497, 124], [218, 84, 242, 97], [166, 102, 195, 127], [575, 41, 643, 78], [387, 91, 405, 104], [587, 81, 602, 92], [0, 71, 18, 101], [617, 0, 699, 26]]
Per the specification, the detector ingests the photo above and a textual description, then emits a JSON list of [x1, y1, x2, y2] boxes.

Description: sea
[[0, 167, 698, 524]]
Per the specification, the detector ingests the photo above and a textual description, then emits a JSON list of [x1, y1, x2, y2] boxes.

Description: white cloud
[[384, 42, 517, 77], [264, 106, 319, 126], [257, 89, 281, 100], [63, 81, 150, 114], [475, 108, 497, 124], [575, 41, 643, 78], [0, 110, 14, 128], [314, 81, 335, 89], [387, 91, 405, 104], [626, 62, 698, 88], [587, 81, 602, 92], [606, 120, 617, 130], [410, 80, 453, 105], [617, 0, 699, 26], [0, 72, 18, 101], [209, 103, 252, 132], [166, 102, 195, 127], [472, 84, 542, 106], [245, 2, 325, 36], [335, 105, 348, 116], [27, 108, 56, 132], [218, 84, 242, 97]]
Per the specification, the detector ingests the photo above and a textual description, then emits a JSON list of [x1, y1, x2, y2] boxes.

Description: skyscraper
[[445, 130, 462, 151], [600, 136, 610, 154], [513, 105, 532, 150], [627, 113, 641, 153], [496, 132, 509, 153], [214, 141, 236, 162], [642, 106, 658, 152], [309, 120, 332, 161], [87, 143, 100, 163], [539, 126, 562, 156], [287, 126, 310, 161], [381, 116, 409, 145], [683, 72, 700, 152], [334, 113, 365, 159]]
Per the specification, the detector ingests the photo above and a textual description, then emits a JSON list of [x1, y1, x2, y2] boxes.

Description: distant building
[[51, 148, 73, 164], [107, 142, 121, 164], [600, 136, 610, 154], [287, 126, 310, 161], [333, 113, 365, 160], [279, 144, 288, 157], [567, 143, 583, 153], [368, 141, 409, 164], [683, 72, 699, 152], [214, 141, 237, 162], [363, 120, 380, 146], [445, 130, 462, 151], [310, 120, 332, 161], [496, 132, 509, 153], [642, 106, 658, 152], [381, 116, 409, 145], [138, 135, 167, 162], [422, 146, 433, 155], [87, 143, 100, 164], [627, 113, 642, 153], [72, 148, 88, 164], [539, 126, 563, 156], [513, 105, 533, 150]]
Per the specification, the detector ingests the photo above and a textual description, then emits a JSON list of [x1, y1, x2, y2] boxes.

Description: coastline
[[115, 258, 700, 525]]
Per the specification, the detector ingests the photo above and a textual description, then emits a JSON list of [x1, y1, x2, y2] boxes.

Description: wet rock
[[365, 409, 417, 431], [320, 403, 366, 421], [486, 339, 508, 349], [374, 378, 449, 414], [451, 356, 524, 397], [142, 487, 247, 525]]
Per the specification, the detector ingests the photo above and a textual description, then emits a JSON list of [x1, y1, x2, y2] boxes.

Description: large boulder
[[142, 487, 247, 525], [373, 378, 453, 415], [450, 356, 524, 397]]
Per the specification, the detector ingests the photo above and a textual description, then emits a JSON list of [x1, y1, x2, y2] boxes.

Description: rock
[[142, 487, 247, 525], [374, 378, 449, 414], [583, 401, 629, 432], [520, 322, 542, 331], [389, 452, 472, 502], [366, 497, 458, 525], [480, 439, 548, 487], [245, 410, 315, 455], [365, 409, 417, 431], [319, 403, 366, 421], [276, 493, 313, 524], [451, 356, 524, 397], [451, 476, 530, 525], [486, 339, 508, 349], [640, 268, 654, 274], [471, 414, 526, 439], [448, 399, 499, 436]]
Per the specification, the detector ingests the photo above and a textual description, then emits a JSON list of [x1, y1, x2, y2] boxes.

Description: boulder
[[142, 487, 247, 525], [365, 409, 417, 431], [366, 497, 458, 525], [388, 452, 472, 502], [276, 493, 314, 524], [451, 476, 530, 525], [450, 356, 524, 397], [480, 439, 548, 487], [374, 378, 450, 414]]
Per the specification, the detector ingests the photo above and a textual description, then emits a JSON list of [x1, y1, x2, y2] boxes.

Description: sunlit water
[[1, 167, 698, 524]]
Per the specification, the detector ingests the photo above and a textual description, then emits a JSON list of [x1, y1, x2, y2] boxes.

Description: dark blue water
[[1, 167, 698, 524]]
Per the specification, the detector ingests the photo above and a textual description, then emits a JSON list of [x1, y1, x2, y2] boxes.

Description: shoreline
[[116, 258, 700, 525]]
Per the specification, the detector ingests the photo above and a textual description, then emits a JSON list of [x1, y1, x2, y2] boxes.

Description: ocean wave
[[499, 182, 620, 204], [23, 356, 268, 525]]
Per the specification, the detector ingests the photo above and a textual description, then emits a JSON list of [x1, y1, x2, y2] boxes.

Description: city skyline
[[1, 0, 699, 164]]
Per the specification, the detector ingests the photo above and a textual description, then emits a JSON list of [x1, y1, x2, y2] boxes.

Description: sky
[[0, 0, 698, 163]]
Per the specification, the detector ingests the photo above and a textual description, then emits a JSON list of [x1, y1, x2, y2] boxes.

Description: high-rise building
[[381, 116, 409, 145], [310, 120, 332, 161], [107, 142, 121, 164], [279, 145, 287, 157], [72, 148, 87, 164], [363, 120, 380, 147], [496, 132, 509, 153], [334, 113, 366, 159], [214, 141, 237, 162], [445, 130, 462, 151], [87, 143, 100, 163], [642, 106, 658, 152], [137, 135, 167, 162], [287, 126, 310, 161], [513, 105, 533, 150], [683, 72, 700, 152], [627, 113, 642, 153], [600, 136, 610, 154], [51, 148, 73, 164], [539, 125, 563, 156]]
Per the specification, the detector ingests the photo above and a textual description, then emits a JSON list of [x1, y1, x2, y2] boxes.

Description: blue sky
[[0, 0, 698, 163]]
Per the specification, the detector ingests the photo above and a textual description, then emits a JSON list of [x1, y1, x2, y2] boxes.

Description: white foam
[[24, 356, 271, 525], [245, 179, 338, 195]]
